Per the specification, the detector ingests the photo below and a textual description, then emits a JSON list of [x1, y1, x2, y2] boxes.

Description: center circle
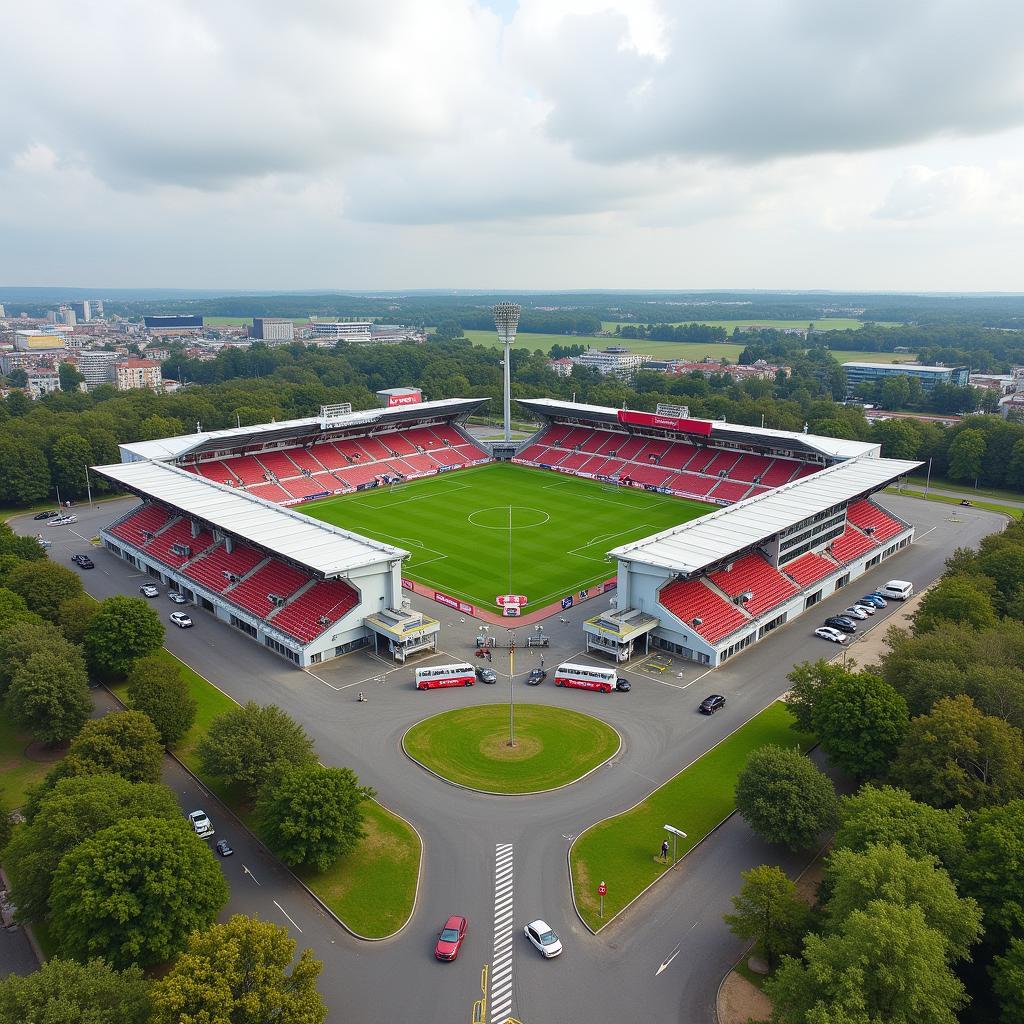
[[402, 705, 621, 794], [468, 505, 551, 530]]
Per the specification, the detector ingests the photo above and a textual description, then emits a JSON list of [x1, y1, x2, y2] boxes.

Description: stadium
[[92, 392, 919, 669]]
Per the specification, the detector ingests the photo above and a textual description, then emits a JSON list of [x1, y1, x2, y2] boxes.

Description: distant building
[[58, 305, 77, 327], [0, 351, 53, 374], [14, 330, 64, 352], [115, 358, 163, 392], [969, 372, 1015, 395], [576, 347, 650, 379], [144, 315, 203, 331], [0, 304, 6, 318], [26, 368, 61, 398], [370, 324, 423, 345], [142, 346, 171, 361], [547, 357, 575, 377], [71, 300, 92, 322], [652, 357, 785, 382], [307, 320, 372, 344], [842, 361, 969, 396], [250, 317, 295, 343], [75, 350, 118, 389]]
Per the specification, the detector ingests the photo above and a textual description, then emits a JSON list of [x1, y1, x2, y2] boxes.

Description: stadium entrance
[[363, 607, 440, 663]]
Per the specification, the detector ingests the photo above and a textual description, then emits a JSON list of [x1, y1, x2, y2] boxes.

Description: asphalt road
[[14, 494, 1004, 1022]]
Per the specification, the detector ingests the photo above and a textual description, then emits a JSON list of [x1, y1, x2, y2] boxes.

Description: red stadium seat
[[658, 578, 749, 644]]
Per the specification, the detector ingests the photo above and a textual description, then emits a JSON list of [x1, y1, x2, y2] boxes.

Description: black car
[[823, 616, 857, 634], [475, 666, 497, 684], [33, 510, 57, 521], [526, 668, 546, 685], [215, 839, 234, 857], [71, 554, 95, 569], [615, 677, 631, 692], [698, 694, 726, 714]]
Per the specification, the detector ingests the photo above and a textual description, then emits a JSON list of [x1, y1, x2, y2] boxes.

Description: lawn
[[885, 485, 1022, 521], [569, 701, 814, 931], [301, 463, 710, 610], [602, 318, 876, 333], [403, 705, 620, 794], [113, 651, 421, 938], [0, 712, 61, 810]]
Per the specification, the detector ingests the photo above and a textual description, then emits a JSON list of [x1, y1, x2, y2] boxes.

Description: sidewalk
[[834, 590, 926, 671]]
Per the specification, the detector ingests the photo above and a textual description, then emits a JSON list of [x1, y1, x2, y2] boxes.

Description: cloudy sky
[[4, 0, 1024, 291]]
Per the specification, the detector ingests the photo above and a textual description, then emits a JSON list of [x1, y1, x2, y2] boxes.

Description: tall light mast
[[493, 302, 521, 442]]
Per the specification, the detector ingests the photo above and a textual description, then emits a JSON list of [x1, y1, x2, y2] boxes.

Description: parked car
[[48, 514, 77, 526], [71, 554, 94, 569], [860, 594, 887, 608], [879, 579, 914, 601], [33, 510, 57, 521], [215, 839, 234, 857], [823, 616, 857, 634], [169, 611, 193, 629], [615, 677, 631, 692], [842, 606, 869, 620], [524, 920, 562, 958], [434, 915, 468, 961], [815, 626, 847, 644], [960, 499, 972, 507], [698, 694, 726, 714], [851, 602, 875, 615], [168, 592, 188, 604], [475, 666, 497, 684], [188, 810, 214, 838], [526, 668, 547, 686], [139, 584, 159, 598]]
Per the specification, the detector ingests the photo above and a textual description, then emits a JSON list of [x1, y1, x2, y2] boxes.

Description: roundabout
[[402, 704, 620, 794]]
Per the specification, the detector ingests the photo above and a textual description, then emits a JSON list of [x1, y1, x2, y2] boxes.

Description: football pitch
[[301, 463, 711, 610]]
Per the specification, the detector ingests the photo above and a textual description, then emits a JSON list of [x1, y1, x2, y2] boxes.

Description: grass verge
[[0, 713, 63, 810], [569, 701, 814, 930], [886, 485, 1021, 521], [113, 650, 421, 938], [403, 705, 620, 794]]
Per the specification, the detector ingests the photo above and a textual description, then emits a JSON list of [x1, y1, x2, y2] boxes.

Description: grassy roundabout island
[[403, 704, 621, 794]]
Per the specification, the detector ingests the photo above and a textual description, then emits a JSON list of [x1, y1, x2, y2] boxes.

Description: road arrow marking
[[656, 944, 681, 976]]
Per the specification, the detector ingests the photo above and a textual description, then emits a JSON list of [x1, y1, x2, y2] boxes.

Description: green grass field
[[569, 701, 814, 930], [302, 463, 710, 609], [403, 705, 620, 793]]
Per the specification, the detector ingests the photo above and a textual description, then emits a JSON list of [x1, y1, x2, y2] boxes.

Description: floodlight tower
[[493, 302, 521, 442]]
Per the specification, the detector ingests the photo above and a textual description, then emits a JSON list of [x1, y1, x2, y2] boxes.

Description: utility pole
[[493, 303, 520, 442]]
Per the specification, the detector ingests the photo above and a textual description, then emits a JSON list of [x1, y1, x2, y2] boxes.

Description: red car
[[434, 915, 467, 961]]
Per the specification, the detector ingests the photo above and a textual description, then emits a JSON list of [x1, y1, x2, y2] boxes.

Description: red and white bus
[[415, 663, 476, 690], [553, 663, 621, 694]]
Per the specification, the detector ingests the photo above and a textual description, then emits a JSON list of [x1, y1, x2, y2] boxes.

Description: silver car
[[524, 920, 562, 958]]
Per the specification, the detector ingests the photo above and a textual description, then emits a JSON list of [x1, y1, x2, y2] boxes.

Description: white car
[[842, 606, 870, 620], [815, 626, 847, 644], [524, 920, 562, 958], [139, 584, 159, 598], [851, 602, 875, 615], [188, 810, 214, 838], [168, 592, 188, 604], [169, 611, 193, 629], [48, 514, 77, 526]]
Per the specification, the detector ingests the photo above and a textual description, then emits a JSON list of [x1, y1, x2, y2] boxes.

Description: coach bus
[[415, 663, 476, 690], [553, 663, 628, 694]]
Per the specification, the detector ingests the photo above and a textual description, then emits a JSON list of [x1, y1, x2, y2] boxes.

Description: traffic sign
[[496, 594, 528, 607], [598, 881, 607, 896]]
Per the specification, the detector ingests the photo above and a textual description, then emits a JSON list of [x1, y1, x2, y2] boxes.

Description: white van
[[879, 580, 914, 601]]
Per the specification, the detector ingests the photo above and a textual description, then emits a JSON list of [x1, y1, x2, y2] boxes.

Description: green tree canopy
[[149, 915, 327, 1024], [734, 745, 839, 852], [785, 659, 849, 734], [5, 559, 84, 620], [126, 655, 197, 748], [892, 695, 1024, 809], [257, 763, 375, 872], [56, 594, 99, 645], [0, 437, 51, 505], [0, 957, 150, 1024], [834, 784, 967, 871], [49, 817, 228, 968], [957, 800, 1024, 944], [946, 427, 986, 483], [5, 649, 93, 746], [62, 710, 165, 784], [50, 435, 94, 500], [0, 588, 43, 632], [84, 595, 164, 678], [198, 702, 316, 797], [5, 774, 181, 924], [992, 937, 1024, 1024], [914, 576, 998, 633], [723, 865, 812, 971], [58, 361, 86, 392], [0, 620, 85, 696]]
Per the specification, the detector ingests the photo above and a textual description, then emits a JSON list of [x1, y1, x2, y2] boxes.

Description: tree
[[5, 649, 93, 745], [257, 763, 375, 871], [5, 559, 84, 619], [150, 915, 327, 1024], [56, 594, 99, 644], [824, 844, 981, 962], [946, 427, 986, 483], [49, 816, 229, 968], [126, 655, 197, 747], [0, 620, 84, 696], [734, 745, 839, 851], [58, 361, 86, 392], [138, 415, 185, 441], [891, 695, 1024, 809], [50, 435, 94, 500], [0, 588, 43, 632], [834, 785, 967, 871], [785, 659, 849, 734], [84, 595, 164, 677], [0, 958, 150, 1024], [198, 702, 316, 796], [723, 865, 812, 971], [914, 576, 998, 633], [5, 774, 181, 924], [992, 938, 1024, 1024], [5, 368, 28, 388], [812, 672, 908, 779], [61, 710, 165, 784], [0, 437, 51, 506], [1005, 439, 1024, 492], [766, 902, 967, 1024], [957, 800, 1024, 944], [0, 796, 11, 854]]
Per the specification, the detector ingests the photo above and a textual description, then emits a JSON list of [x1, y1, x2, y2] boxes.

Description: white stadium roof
[[609, 456, 921, 575], [92, 460, 407, 577]]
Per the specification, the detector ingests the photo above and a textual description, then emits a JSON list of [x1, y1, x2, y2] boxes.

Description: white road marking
[[490, 844, 514, 1024], [242, 865, 261, 886], [304, 669, 342, 691], [655, 944, 681, 976], [273, 900, 303, 933]]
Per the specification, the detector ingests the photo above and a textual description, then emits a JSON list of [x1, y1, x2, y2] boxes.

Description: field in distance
[[301, 463, 710, 611]]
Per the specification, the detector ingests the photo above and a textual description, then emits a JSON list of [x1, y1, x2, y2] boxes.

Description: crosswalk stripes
[[490, 843, 514, 1024]]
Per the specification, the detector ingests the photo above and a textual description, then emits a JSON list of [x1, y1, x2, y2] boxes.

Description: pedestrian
[[661, 839, 669, 862]]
